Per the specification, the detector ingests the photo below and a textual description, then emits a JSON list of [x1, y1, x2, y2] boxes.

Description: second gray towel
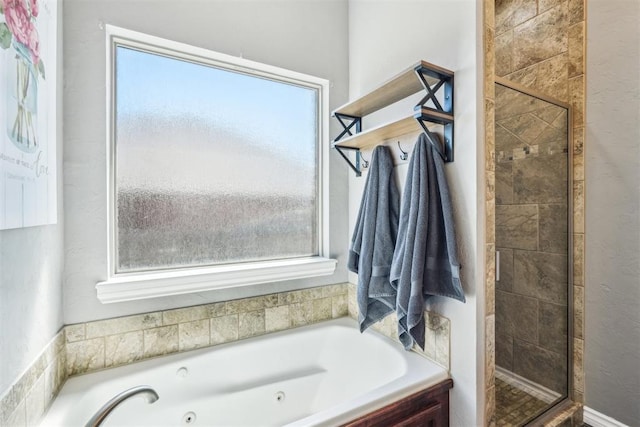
[[348, 145, 401, 332], [390, 133, 465, 350]]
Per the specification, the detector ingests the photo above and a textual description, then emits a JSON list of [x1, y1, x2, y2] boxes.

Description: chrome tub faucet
[[85, 385, 159, 427]]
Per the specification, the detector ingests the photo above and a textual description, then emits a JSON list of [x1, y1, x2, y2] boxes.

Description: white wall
[[347, 1, 483, 424], [63, 0, 350, 323], [585, 1, 640, 425], [0, 5, 64, 394]]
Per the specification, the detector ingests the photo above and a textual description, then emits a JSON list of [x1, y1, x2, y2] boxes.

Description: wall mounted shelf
[[332, 60, 454, 176]]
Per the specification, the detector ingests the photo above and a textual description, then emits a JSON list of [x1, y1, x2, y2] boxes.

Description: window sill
[[96, 257, 337, 304]]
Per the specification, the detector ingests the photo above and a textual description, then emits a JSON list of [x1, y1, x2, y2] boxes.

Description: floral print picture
[[0, 0, 56, 229]]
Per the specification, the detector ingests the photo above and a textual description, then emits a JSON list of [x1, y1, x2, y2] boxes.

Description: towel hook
[[359, 151, 370, 169], [397, 141, 409, 161]]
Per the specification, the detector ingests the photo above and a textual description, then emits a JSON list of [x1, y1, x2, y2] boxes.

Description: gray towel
[[348, 145, 401, 332], [390, 133, 465, 350]]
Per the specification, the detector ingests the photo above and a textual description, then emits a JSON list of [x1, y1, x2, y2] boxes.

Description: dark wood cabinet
[[342, 379, 453, 427]]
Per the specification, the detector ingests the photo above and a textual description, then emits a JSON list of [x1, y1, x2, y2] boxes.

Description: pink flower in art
[[29, 0, 38, 17], [26, 24, 39, 64], [3, 0, 32, 47]]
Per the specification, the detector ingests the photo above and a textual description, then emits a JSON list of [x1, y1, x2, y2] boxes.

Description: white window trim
[[97, 25, 335, 304]]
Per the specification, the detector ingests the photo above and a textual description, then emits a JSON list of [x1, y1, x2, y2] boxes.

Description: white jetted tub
[[41, 318, 449, 426]]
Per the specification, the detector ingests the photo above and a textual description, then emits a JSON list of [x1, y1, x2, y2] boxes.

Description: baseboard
[[495, 366, 562, 404], [584, 406, 629, 427]]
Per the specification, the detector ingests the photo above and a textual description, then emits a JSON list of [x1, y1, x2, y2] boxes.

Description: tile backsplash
[[1, 281, 450, 427], [0, 283, 349, 427]]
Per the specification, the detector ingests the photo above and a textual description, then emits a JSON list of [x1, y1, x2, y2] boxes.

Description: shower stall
[[493, 79, 573, 425]]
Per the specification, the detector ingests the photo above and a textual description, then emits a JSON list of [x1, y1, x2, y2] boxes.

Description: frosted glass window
[[113, 46, 320, 273]]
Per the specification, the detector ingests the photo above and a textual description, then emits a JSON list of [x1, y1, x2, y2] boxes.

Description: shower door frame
[[494, 76, 575, 425]]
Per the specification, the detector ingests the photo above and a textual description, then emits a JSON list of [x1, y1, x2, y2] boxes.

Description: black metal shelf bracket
[[333, 112, 364, 176], [413, 63, 454, 162]]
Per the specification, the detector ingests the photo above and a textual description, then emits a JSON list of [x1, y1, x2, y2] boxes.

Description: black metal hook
[[397, 141, 409, 161], [359, 151, 370, 169]]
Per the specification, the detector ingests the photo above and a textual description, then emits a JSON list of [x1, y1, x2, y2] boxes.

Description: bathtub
[[41, 318, 449, 427]]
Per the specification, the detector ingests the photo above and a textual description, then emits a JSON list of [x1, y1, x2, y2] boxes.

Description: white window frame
[[96, 25, 335, 304]]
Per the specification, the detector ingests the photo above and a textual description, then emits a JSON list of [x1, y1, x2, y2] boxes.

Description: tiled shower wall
[[484, 0, 586, 424], [495, 87, 569, 394]]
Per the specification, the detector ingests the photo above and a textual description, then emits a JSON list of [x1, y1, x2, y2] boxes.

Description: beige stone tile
[[143, 325, 178, 358], [495, 30, 513, 77], [86, 313, 162, 339], [512, 3, 568, 71], [495, 0, 537, 35], [484, 0, 495, 29], [278, 288, 324, 305], [568, 0, 585, 24], [573, 233, 584, 286], [265, 305, 290, 333], [485, 26, 496, 100], [486, 170, 495, 203], [312, 297, 333, 322], [321, 283, 347, 298], [485, 98, 496, 172], [67, 338, 105, 376], [572, 126, 584, 154], [434, 319, 450, 369], [573, 180, 584, 233], [574, 285, 584, 340], [44, 353, 66, 404], [11, 357, 45, 406], [538, 0, 557, 13], [569, 75, 585, 127], [486, 244, 496, 316], [506, 54, 569, 103], [486, 199, 496, 245], [25, 375, 45, 427], [43, 331, 64, 367], [226, 295, 278, 315], [331, 294, 348, 318], [568, 22, 584, 78], [496, 204, 538, 250], [105, 331, 143, 368], [179, 319, 210, 351], [5, 401, 26, 427], [485, 314, 495, 389], [210, 314, 238, 345], [65, 324, 85, 343], [162, 306, 209, 325], [347, 284, 358, 320], [573, 338, 584, 392], [205, 302, 227, 318], [290, 301, 314, 327], [239, 310, 265, 339], [485, 385, 496, 427], [573, 151, 584, 181], [423, 323, 437, 361]]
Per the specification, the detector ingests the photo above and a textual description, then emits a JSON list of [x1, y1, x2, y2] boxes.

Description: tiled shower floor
[[495, 378, 549, 426]]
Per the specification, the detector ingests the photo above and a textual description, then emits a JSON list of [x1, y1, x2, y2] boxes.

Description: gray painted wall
[[63, 0, 350, 323], [0, 4, 64, 394], [347, 1, 482, 424], [585, 0, 640, 424]]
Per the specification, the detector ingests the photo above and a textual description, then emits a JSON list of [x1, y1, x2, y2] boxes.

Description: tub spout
[[85, 385, 159, 427]]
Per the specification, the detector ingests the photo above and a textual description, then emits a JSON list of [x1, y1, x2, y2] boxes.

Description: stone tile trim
[[0, 330, 66, 427], [347, 284, 452, 370], [0, 283, 349, 426]]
